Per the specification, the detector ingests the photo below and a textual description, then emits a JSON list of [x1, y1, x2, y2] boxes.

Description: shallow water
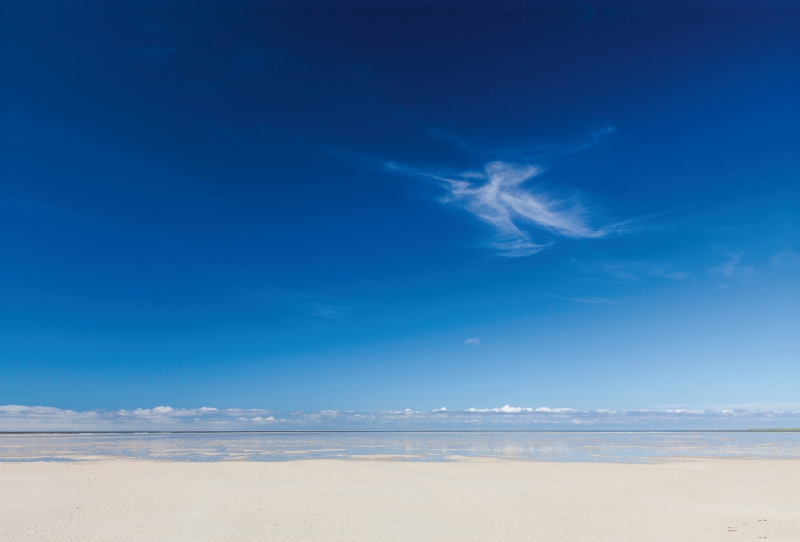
[[1, 431, 798, 463]]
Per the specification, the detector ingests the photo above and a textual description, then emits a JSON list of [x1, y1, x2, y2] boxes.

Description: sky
[[1, 0, 799, 430]]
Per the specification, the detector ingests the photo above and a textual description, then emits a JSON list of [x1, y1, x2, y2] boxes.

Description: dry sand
[[1, 458, 798, 541]]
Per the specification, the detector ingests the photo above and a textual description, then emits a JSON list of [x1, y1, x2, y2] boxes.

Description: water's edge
[[2, 431, 799, 464]]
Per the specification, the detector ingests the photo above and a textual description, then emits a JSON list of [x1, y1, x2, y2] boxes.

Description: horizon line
[[2, 428, 798, 435]]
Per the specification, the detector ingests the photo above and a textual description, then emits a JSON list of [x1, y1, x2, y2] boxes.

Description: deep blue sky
[[2, 0, 798, 418]]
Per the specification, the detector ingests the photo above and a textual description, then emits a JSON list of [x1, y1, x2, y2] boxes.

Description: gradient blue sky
[[2, 0, 799, 426]]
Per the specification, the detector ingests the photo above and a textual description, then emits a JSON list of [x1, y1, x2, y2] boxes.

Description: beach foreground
[[1, 458, 798, 541]]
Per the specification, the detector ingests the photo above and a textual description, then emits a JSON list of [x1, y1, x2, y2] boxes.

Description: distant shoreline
[[1, 428, 799, 435]]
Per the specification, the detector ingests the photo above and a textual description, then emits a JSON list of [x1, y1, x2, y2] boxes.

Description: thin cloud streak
[[709, 252, 755, 279], [549, 294, 614, 304], [581, 260, 692, 282], [425, 125, 618, 161], [2, 405, 798, 431], [237, 286, 351, 320], [568, 297, 614, 305]]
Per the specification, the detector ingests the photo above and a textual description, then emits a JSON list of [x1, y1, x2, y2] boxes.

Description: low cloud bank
[[2, 404, 799, 432]]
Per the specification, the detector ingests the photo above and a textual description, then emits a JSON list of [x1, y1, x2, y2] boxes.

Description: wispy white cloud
[[2, 404, 799, 431], [237, 286, 351, 320], [388, 161, 612, 257], [580, 250, 793, 288], [570, 297, 613, 304], [550, 294, 614, 305], [770, 251, 800, 271], [709, 252, 755, 279], [465, 337, 480, 345], [425, 125, 618, 161], [589, 261, 691, 282]]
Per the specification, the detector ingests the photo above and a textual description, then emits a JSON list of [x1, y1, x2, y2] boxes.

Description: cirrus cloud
[[387, 161, 615, 257]]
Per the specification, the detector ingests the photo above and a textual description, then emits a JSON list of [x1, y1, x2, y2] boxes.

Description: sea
[[1, 431, 799, 463]]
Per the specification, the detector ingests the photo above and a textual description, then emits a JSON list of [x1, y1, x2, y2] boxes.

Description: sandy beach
[[1, 458, 798, 541]]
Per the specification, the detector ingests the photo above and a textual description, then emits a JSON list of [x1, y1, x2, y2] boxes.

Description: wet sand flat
[[1, 458, 798, 541]]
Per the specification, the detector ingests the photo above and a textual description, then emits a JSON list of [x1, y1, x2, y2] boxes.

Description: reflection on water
[[1, 431, 798, 463]]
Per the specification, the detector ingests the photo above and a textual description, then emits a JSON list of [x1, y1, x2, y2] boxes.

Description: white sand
[[1, 458, 798, 541]]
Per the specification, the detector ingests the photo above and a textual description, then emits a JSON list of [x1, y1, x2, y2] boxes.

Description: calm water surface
[[1, 432, 799, 463]]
